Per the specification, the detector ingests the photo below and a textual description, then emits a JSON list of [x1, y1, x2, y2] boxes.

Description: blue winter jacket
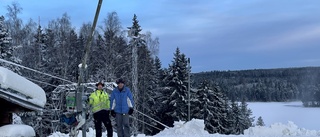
[[110, 86, 134, 114]]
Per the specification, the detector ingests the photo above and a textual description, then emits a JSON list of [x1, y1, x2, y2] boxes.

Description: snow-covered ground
[[49, 119, 320, 137], [0, 124, 35, 137], [48, 101, 320, 137], [248, 101, 320, 130]]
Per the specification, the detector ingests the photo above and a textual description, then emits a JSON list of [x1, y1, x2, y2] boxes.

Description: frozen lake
[[248, 101, 320, 130]]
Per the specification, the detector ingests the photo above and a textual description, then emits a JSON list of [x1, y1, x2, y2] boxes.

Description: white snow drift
[[49, 119, 320, 137], [0, 124, 35, 137]]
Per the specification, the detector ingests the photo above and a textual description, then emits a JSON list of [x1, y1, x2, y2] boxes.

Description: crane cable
[[129, 116, 162, 131], [136, 110, 170, 129], [26, 77, 59, 88], [0, 58, 73, 84]]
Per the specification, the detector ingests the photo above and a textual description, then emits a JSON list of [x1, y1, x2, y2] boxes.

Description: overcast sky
[[1, 0, 320, 72]]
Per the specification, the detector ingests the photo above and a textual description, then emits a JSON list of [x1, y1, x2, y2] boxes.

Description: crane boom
[[75, 0, 103, 137]]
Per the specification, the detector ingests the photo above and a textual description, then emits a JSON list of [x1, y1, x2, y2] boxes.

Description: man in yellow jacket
[[89, 82, 113, 137]]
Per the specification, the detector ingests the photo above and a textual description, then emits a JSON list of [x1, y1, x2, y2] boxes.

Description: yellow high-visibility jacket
[[89, 89, 110, 113]]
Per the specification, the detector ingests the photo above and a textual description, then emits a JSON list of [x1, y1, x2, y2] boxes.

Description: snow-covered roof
[[0, 67, 46, 111]]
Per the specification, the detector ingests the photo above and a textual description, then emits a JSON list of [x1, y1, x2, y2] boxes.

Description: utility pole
[[188, 58, 191, 121]]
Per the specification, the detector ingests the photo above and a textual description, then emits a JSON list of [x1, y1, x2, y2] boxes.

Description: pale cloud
[[299, 58, 320, 64], [247, 24, 320, 51]]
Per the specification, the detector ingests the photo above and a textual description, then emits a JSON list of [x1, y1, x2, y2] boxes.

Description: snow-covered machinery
[[51, 81, 116, 136], [0, 67, 46, 136]]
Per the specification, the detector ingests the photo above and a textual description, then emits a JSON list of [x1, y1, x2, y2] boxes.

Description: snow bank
[[49, 128, 146, 137], [154, 119, 210, 136], [50, 119, 320, 137], [0, 124, 35, 137], [0, 67, 46, 110], [244, 121, 320, 137]]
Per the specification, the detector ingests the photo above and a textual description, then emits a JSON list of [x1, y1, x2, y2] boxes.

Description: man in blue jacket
[[110, 78, 134, 137]]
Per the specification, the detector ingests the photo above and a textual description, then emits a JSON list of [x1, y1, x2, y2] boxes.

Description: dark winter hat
[[96, 82, 105, 87], [116, 78, 125, 84]]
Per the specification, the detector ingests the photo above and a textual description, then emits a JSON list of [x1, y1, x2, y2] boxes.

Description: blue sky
[[1, 0, 320, 72]]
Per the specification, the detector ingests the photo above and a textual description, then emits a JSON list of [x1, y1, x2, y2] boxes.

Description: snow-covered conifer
[[256, 116, 265, 126]]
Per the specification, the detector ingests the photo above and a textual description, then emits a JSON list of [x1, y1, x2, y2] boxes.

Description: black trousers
[[93, 110, 113, 137]]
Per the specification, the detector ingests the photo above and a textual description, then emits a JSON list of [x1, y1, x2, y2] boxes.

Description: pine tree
[[44, 14, 71, 85], [163, 47, 189, 121], [66, 29, 82, 82], [220, 92, 233, 134], [229, 101, 242, 134], [90, 32, 108, 81], [239, 99, 254, 134], [150, 57, 175, 134], [154, 56, 165, 87], [256, 116, 265, 126], [199, 86, 238, 135], [228, 100, 254, 135], [140, 32, 161, 135], [156, 86, 175, 128], [137, 45, 159, 135], [22, 24, 47, 75], [204, 86, 229, 134], [191, 80, 208, 119]]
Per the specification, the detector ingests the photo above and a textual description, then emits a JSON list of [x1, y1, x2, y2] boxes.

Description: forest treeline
[[192, 67, 320, 107]]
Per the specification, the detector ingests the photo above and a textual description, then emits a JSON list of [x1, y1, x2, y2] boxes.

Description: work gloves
[[111, 110, 116, 117], [110, 108, 133, 117], [128, 108, 134, 115]]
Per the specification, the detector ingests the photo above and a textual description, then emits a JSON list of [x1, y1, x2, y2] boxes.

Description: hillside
[[192, 67, 320, 106]]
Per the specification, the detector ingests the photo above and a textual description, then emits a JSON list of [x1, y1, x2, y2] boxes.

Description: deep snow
[[0, 124, 35, 137], [49, 101, 320, 137], [48, 117, 320, 137]]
